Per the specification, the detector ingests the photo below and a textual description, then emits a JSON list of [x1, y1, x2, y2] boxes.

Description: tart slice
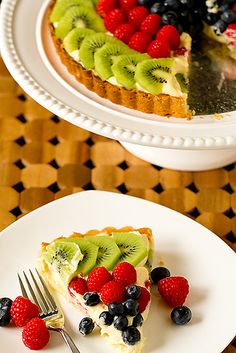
[[37, 227, 154, 353]]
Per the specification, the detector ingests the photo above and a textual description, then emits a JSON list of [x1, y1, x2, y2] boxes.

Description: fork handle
[[52, 328, 81, 353]]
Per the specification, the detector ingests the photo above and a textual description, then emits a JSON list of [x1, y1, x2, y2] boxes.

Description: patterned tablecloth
[[0, 57, 235, 351]]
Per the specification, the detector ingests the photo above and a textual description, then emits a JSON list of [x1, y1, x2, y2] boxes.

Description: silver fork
[[18, 269, 80, 353]]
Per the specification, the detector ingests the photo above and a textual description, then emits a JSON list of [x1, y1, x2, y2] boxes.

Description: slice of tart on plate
[[37, 226, 154, 353]]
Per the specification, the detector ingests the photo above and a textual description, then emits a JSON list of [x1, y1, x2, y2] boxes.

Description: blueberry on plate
[[113, 315, 128, 330], [132, 313, 143, 327], [99, 311, 114, 326], [122, 326, 141, 345], [108, 302, 124, 316], [124, 299, 139, 317], [171, 306, 192, 325], [0, 298, 12, 327], [83, 292, 100, 306], [150, 267, 170, 284], [126, 285, 141, 300], [79, 317, 95, 335]]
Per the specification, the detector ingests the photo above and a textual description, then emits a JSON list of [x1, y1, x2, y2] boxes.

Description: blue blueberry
[[214, 19, 227, 35], [150, 2, 166, 14], [124, 299, 139, 317], [83, 292, 100, 306], [132, 313, 143, 327], [150, 267, 170, 284], [108, 302, 124, 316], [113, 315, 128, 330], [79, 317, 95, 335], [0, 298, 12, 327], [126, 285, 141, 300], [122, 326, 141, 345], [99, 311, 114, 326], [171, 306, 192, 325], [221, 10, 236, 24]]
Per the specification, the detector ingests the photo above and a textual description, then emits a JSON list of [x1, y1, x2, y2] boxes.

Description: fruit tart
[[37, 226, 154, 353]]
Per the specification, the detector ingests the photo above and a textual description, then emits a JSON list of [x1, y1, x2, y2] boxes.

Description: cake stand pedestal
[[121, 142, 236, 171]]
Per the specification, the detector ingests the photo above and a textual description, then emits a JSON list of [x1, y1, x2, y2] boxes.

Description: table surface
[[0, 57, 235, 352]]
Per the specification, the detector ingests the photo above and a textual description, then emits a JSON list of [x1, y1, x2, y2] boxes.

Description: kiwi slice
[[63, 28, 95, 56], [55, 6, 105, 40], [135, 58, 174, 95], [145, 248, 154, 272], [112, 54, 150, 90], [44, 241, 83, 284], [113, 232, 148, 267], [87, 236, 121, 270], [175, 73, 189, 93], [50, 0, 94, 23], [59, 237, 99, 276]]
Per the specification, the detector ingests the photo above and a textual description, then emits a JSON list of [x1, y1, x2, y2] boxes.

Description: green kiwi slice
[[113, 232, 148, 267], [175, 73, 189, 93], [50, 0, 94, 23], [87, 236, 121, 270], [55, 6, 105, 40], [135, 58, 174, 95], [112, 54, 150, 90], [63, 28, 95, 56], [44, 241, 83, 284]]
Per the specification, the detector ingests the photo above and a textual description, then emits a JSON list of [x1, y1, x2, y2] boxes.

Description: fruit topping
[[99, 311, 114, 325], [132, 313, 143, 327], [79, 317, 95, 335], [140, 14, 162, 36], [83, 292, 101, 306], [10, 296, 40, 327], [157, 276, 189, 307], [0, 298, 12, 327], [128, 6, 149, 27], [124, 299, 139, 316], [126, 285, 141, 300], [112, 262, 137, 286], [63, 28, 95, 56], [171, 305, 192, 325], [108, 301, 124, 316], [104, 8, 126, 33], [96, 0, 118, 18], [156, 25, 180, 50], [120, 0, 138, 12], [50, 0, 94, 22], [114, 23, 136, 44], [150, 266, 171, 283], [147, 38, 170, 58], [68, 276, 88, 296], [22, 318, 50, 350], [87, 266, 112, 292], [122, 326, 141, 345], [114, 315, 129, 330], [137, 286, 150, 313], [128, 32, 152, 52], [100, 281, 126, 305]]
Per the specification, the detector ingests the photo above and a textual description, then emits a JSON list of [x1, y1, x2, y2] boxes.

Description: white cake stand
[[1, 0, 236, 171]]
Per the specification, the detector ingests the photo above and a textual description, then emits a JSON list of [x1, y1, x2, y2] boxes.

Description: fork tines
[[18, 269, 58, 319]]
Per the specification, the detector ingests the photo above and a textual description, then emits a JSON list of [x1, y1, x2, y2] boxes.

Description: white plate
[[0, 190, 235, 353], [1, 0, 236, 149]]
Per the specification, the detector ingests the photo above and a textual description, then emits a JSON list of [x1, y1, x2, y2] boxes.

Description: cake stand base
[[121, 142, 236, 171]]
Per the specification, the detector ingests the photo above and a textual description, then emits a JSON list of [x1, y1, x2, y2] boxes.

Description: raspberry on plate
[[138, 286, 150, 313], [158, 276, 189, 307], [104, 9, 126, 33], [128, 31, 152, 52], [147, 39, 170, 58], [22, 317, 50, 350], [87, 266, 112, 292], [128, 6, 149, 27], [120, 0, 138, 12], [10, 296, 40, 327], [68, 276, 88, 296], [140, 14, 162, 36], [112, 262, 137, 286], [100, 281, 126, 305], [156, 25, 181, 50], [96, 0, 118, 18], [114, 23, 136, 44]]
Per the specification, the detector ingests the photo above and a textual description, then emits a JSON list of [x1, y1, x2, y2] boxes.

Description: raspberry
[[10, 296, 40, 327], [68, 276, 88, 296], [120, 0, 138, 12], [114, 23, 136, 44], [87, 267, 112, 292], [138, 287, 150, 313], [104, 9, 126, 33], [112, 262, 137, 286], [128, 6, 149, 28], [227, 24, 236, 31], [96, 0, 118, 18], [156, 25, 180, 50], [145, 280, 151, 289], [128, 32, 152, 53], [22, 318, 50, 350], [147, 39, 170, 58], [174, 47, 187, 56], [158, 276, 189, 307], [140, 14, 161, 36], [100, 281, 126, 305]]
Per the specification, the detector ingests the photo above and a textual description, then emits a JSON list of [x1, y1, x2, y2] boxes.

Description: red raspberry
[[112, 262, 137, 286], [22, 318, 50, 350], [140, 14, 161, 36], [104, 9, 126, 33], [145, 280, 151, 289], [158, 276, 189, 307], [68, 276, 88, 296], [174, 47, 187, 56], [138, 287, 150, 313], [128, 6, 149, 28], [128, 32, 152, 52], [114, 23, 136, 44], [96, 0, 118, 18], [228, 24, 236, 30], [10, 296, 40, 327], [147, 39, 170, 58], [87, 267, 112, 292], [156, 25, 180, 50], [120, 0, 138, 11], [100, 281, 126, 305]]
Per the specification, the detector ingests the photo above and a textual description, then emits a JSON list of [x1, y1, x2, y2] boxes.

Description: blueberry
[[138, 0, 156, 7], [79, 317, 95, 335], [171, 306, 192, 325], [150, 2, 166, 14], [113, 315, 128, 331], [108, 302, 124, 316], [163, 0, 181, 10], [124, 299, 139, 317], [132, 313, 143, 327], [126, 285, 141, 300], [150, 267, 170, 284], [204, 13, 220, 25], [162, 11, 178, 25], [99, 311, 114, 326], [83, 292, 100, 306], [219, 4, 230, 13], [221, 10, 236, 24], [213, 19, 227, 35], [122, 326, 141, 345], [0, 298, 12, 327]]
